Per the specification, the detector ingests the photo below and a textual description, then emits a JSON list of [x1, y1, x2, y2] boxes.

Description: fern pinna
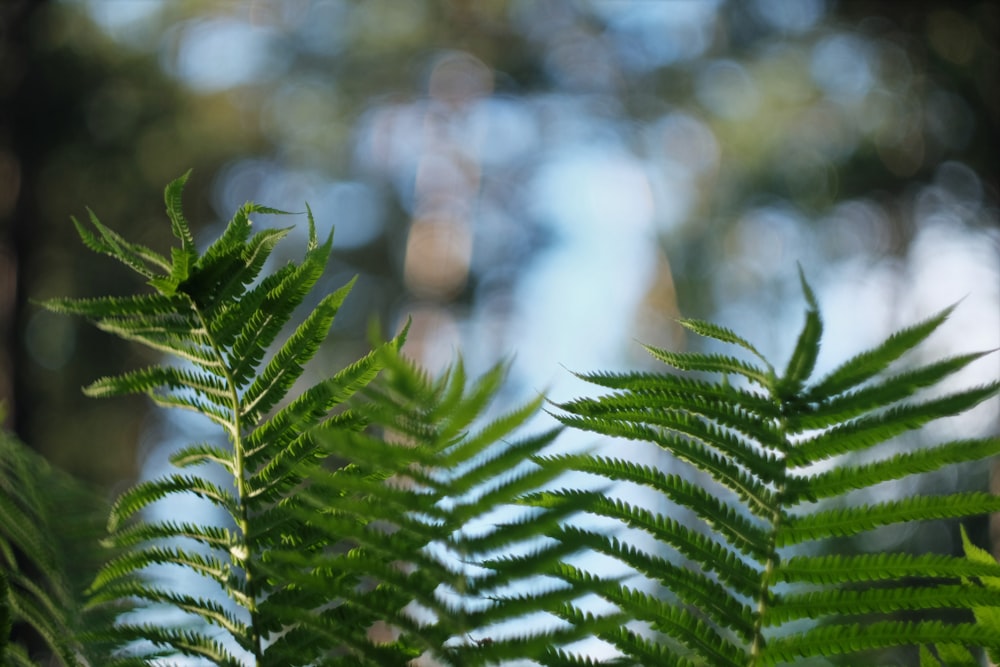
[[537, 273, 1000, 666], [42, 173, 584, 666]]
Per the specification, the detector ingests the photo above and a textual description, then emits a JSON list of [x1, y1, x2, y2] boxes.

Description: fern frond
[[146, 392, 233, 428], [444, 422, 557, 498], [163, 170, 196, 248], [607, 583, 748, 667], [591, 622, 699, 667], [547, 275, 1000, 665], [244, 340, 391, 461], [176, 224, 292, 310], [556, 391, 783, 452], [539, 510, 763, 598], [261, 347, 586, 665], [46, 180, 417, 664], [1, 426, 105, 666], [442, 389, 546, 468], [224, 244, 332, 385], [151, 208, 198, 292], [959, 525, 1000, 664], [555, 546, 756, 644]]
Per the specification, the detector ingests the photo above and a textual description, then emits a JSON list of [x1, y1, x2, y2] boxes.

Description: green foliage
[[538, 270, 1000, 665], [41, 173, 577, 665], [18, 174, 1000, 665], [917, 525, 1000, 667], [0, 411, 106, 666], [266, 351, 597, 665]]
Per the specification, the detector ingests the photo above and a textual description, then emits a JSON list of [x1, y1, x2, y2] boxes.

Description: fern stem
[[749, 409, 788, 666], [749, 511, 779, 665], [194, 305, 263, 663]]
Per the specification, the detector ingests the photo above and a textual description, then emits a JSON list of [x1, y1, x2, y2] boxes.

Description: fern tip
[[797, 263, 819, 311]]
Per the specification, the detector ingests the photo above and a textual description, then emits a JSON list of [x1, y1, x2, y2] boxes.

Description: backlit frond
[[43, 174, 414, 665], [544, 277, 1000, 665]]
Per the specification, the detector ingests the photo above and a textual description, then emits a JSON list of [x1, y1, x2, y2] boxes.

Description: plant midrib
[[194, 304, 262, 663], [747, 387, 789, 667]]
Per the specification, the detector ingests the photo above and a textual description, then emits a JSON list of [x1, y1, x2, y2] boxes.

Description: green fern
[[38, 173, 1000, 665], [536, 271, 1000, 665], [1, 414, 106, 666], [42, 173, 418, 664], [42, 173, 587, 666], [264, 349, 606, 665]]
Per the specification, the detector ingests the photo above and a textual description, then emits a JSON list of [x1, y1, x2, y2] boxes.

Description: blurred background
[[1, 0, 998, 659]]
